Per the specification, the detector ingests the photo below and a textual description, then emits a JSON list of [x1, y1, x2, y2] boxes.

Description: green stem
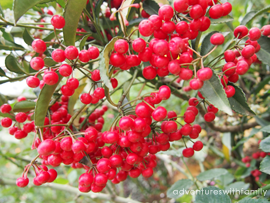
[[248, 184, 270, 197], [181, 157, 200, 189]]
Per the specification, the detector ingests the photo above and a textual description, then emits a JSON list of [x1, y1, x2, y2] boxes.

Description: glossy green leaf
[[257, 36, 270, 66], [63, 0, 87, 46], [197, 169, 228, 181], [13, 0, 45, 23], [68, 83, 87, 115], [241, 6, 270, 26], [5, 54, 27, 74], [13, 101, 36, 112], [99, 37, 120, 90], [260, 156, 270, 175], [35, 74, 63, 127], [260, 136, 270, 152], [194, 187, 231, 203], [210, 15, 234, 24], [167, 179, 194, 199], [200, 72, 233, 115], [0, 28, 13, 42], [228, 83, 255, 116], [22, 29, 34, 45], [143, 0, 160, 15]]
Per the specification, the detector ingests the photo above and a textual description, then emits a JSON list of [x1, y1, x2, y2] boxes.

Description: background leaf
[[13, 0, 44, 23], [5, 54, 26, 74], [260, 156, 270, 175], [13, 101, 36, 112], [142, 0, 160, 15], [197, 169, 228, 181], [240, 6, 270, 26], [63, 0, 87, 46], [166, 179, 194, 199], [260, 136, 270, 152], [194, 186, 231, 203], [210, 15, 234, 24], [239, 197, 270, 203], [22, 28, 34, 45], [200, 72, 233, 115], [257, 36, 270, 66], [228, 83, 255, 116]]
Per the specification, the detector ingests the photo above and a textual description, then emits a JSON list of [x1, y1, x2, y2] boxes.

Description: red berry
[[242, 45, 255, 59], [158, 5, 174, 21], [14, 130, 27, 139], [119, 116, 134, 131], [224, 50, 235, 62], [65, 46, 78, 60], [236, 61, 249, 75], [189, 5, 204, 20], [152, 106, 167, 121], [91, 69, 101, 81], [174, 0, 189, 13], [210, 33, 225, 45], [61, 85, 74, 96], [193, 141, 203, 151], [139, 20, 154, 37], [148, 15, 162, 30], [1, 117, 12, 127], [59, 64, 72, 77], [15, 112, 27, 123], [32, 39, 46, 53], [88, 46, 100, 59], [30, 57, 44, 70], [184, 110, 196, 123], [200, 16, 211, 31], [234, 25, 249, 39], [114, 39, 129, 54], [190, 78, 204, 90], [51, 15, 65, 29], [52, 49, 66, 62], [16, 177, 29, 187], [222, 62, 236, 76], [158, 85, 171, 100], [204, 112, 215, 122], [0, 104, 12, 114], [183, 148, 194, 158], [143, 66, 157, 80], [79, 50, 91, 62], [197, 67, 213, 81], [43, 71, 59, 85], [38, 139, 56, 156], [222, 2, 232, 16], [110, 53, 126, 67], [224, 85, 235, 98], [132, 38, 146, 53], [209, 4, 224, 19], [66, 78, 79, 90]]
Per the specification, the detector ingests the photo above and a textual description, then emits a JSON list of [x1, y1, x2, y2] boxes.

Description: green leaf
[[261, 125, 270, 133], [13, 0, 45, 23], [79, 34, 91, 50], [216, 173, 234, 187], [255, 116, 270, 126], [166, 179, 194, 199], [240, 11, 257, 25], [13, 101, 36, 112], [94, 0, 103, 18], [0, 39, 24, 50], [200, 72, 233, 115], [44, 57, 58, 67], [63, 0, 87, 46], [118, 0, 135, 34], [228, 83, 255, 116], [210, 15, 234, 24], [260, 136, 270, 152], [257, 36, 270, 66], [35, 74, 63, 127], [194, 186, 231, 203], [99, 37, 120, 90], [5, 54, 27, 74], [225, 182, 249, 191], [22, 29, 34, 45], [68, 83, 87, 115], [53, 177, 69, 184], [260, 156, 270, 175], [197, 169, 228, 181], [143, 0, 160, 15], [241, 6, 270, 26]]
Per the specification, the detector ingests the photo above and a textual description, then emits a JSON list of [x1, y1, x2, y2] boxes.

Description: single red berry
[[184, 110, 196, 123], [110, 53, 126, 67], [197, 67, 213, 81], [183, 148, 194, 158], [61, 85, 74, 96], [152, 106, 167, 121], [207, 104, 218, 114], [16, 177, 29, 187], [148, 15, 162, 30], [242, 45, 255, 59], [234, 25, 249, 39], [224, 85, 235, 98], [204, 112, 215, 122], [176, 21, 189, 35], [222, 62, 236, 76], [262, 25, 270, 36], [38, 139, 56, 156], [114, 39, 129, 54], [228, 73, 239, 83], [1, 117, 12, 127], [158, 85, 171, 100], [158, 5, 174, 21], [209, 4, 224, 19], [236, 61, 249, 75], [174, 0, 189, 13], [51, 15, 65, 29], [132, 38, 146, 53], [189, 97, 199, 106], [0, 104, 12, 114], [138, 20, 154, 37], [32, 39, 46, 53], [119, 116, 134, 131], [66, 78, 79, 90], [30, 57, 44, 70], [224, 50, 236, 62], [59, 64, 72, 77], [15, 112, 27, 123], [190, 78, 204, 90], [193, 141, 203, 151], [88, 46, 100, 59], [189, 5, 204, 20], [79, 50, 91, 62], [43, 71, 59, 85], [210, 33, 225, 45], [168, 60, 181, 75], [222, 2, 232, 16], [143, 66, 157, 80], [65, 46, 78, 60], [52, 49, 66, 62], [200, 16, 211, 31]]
